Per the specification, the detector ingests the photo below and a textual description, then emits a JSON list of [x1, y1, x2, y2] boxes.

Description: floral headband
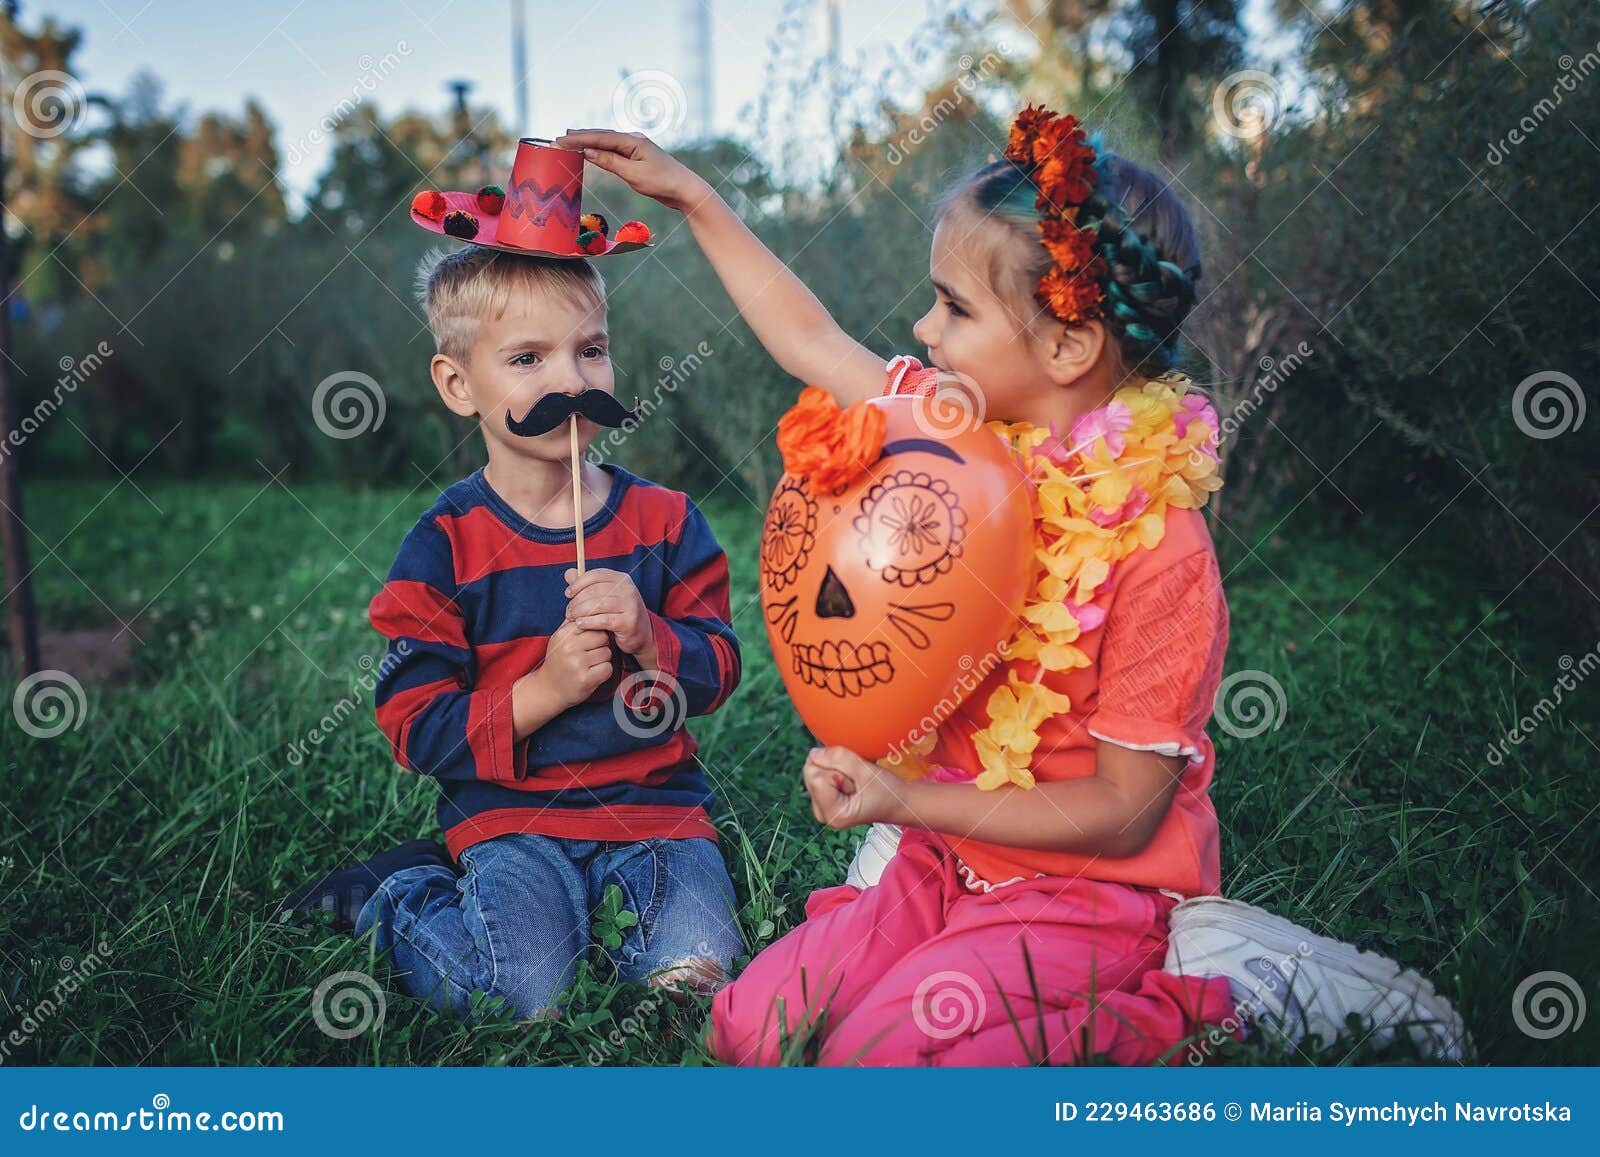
[[998, 105, 1113, 329], [1003, 104, 1109, 328], [1003, 104, 1201, 368]]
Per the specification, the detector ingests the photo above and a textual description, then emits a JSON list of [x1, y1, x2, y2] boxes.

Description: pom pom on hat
[[576, 230, 608, 255], [579, 213, 609, 237], [475, 184, 505, 214], [443, 210, 480, 240], [615, 220, 651, 244], [412, 190, 448, 221]]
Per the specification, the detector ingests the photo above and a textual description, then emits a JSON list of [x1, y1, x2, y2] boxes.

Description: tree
[[0, 7, 95, 300], [178, 99, 287, 243], [1002, 0, 1117, 102], [304, 102, 513, 239], [1274, 0, 1503, 111], [1122, 0, 1244, 161], [86, 73, 187, 285]]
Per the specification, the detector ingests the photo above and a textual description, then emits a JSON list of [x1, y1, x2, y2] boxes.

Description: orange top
[[882, 356, 1229, 896]]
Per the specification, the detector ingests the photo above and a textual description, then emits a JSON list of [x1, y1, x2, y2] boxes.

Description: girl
[[557, 107, 1464, 1065]]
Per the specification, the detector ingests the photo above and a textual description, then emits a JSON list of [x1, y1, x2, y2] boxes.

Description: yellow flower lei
[[881, 372, 1223, 791]]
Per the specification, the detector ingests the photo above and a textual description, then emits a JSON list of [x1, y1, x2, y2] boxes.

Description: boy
[[285, 243, 745, 1020]]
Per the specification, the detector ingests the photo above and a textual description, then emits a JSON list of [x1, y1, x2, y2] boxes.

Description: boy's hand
[[802, 746, 909, 831], [537, 617, 614, 709], [565, 567, 655, 665], [556, 130, 710, 214]]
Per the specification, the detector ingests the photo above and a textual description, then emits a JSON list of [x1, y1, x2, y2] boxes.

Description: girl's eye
[[511, 352, 540, 367], [943, 298, 966, 318]]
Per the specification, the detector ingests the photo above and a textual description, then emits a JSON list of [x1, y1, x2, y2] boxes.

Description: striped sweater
[[368, 465, 740, 858]]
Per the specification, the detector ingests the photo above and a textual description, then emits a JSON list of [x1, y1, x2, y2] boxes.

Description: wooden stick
[[569, 415, 585, 575]]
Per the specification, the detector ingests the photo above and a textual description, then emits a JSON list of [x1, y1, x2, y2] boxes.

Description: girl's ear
[[1040, 319, 1109, 387], [430, 354, 479, 418]]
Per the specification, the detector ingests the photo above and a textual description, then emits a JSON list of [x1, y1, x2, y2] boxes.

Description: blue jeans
[[355, 833, 744, 1020]]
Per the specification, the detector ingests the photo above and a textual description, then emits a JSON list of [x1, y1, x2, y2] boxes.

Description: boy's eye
[[581, 345, 607, 359], [511, 351, 540, 367]]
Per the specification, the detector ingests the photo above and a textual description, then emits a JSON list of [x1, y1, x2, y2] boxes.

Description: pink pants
[[710, 828, 1236, 1066]]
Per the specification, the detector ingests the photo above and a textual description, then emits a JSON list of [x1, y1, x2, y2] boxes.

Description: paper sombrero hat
[[409, 136, 651, 258]]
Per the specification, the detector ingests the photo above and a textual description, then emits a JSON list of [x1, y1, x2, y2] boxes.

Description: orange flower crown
[[1003, 105, 1109, 328]]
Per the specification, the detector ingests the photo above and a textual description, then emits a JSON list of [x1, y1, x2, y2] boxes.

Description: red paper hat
[[409, 137, 651, 258]]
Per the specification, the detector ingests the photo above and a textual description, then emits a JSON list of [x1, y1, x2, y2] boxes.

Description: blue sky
[[38, 0, 1285, 206], [42, 1, 946, 198]]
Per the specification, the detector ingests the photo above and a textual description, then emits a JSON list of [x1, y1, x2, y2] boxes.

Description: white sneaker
[[844, 823, 902, 889], [1164, 895, 1471, 1061]]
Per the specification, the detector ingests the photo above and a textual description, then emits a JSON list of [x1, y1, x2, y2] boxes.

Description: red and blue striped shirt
[[368, 465, 740, 859]]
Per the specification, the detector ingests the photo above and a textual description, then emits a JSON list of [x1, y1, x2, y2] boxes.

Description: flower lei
[[881, 375, 1223, 791]]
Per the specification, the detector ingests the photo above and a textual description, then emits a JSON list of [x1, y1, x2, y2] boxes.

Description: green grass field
[[2, 475, 1595, 1065]]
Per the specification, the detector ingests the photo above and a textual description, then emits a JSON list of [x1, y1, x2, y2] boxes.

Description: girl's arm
[[557, 129, 885, 406], [804, 742, 1185, 858]]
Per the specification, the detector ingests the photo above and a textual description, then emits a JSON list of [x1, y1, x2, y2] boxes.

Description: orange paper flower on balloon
[[776, 386, 887, 496]]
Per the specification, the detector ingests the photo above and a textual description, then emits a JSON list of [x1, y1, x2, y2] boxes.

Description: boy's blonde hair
[[414, 247, 607, 363]]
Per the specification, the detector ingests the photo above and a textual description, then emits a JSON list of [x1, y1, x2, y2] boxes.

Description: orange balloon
[[758, 396, 1032, 758]]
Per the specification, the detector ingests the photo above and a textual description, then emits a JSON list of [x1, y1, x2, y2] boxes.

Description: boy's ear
[[430, 354, 478, 419], [1040, 319, 1109, 387]]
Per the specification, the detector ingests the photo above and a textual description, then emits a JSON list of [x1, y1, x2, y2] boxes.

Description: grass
[[1, 475, 1595, 1066]]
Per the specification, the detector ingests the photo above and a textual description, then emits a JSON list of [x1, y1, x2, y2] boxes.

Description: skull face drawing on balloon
[[759, 390, 1032, 759]]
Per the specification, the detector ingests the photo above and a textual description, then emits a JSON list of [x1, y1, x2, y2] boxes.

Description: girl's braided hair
[[939, 143, 1202, 373]]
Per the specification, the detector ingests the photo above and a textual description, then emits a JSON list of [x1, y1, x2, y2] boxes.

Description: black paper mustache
[[505, 390, 643, 437]]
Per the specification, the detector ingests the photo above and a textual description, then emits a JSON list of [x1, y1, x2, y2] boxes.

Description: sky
[[39, 0, 951, 203], [36, 0, 1286, 208]]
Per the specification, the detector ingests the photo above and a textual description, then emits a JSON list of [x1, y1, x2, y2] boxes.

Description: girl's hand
[[801, 746, 908, 830], [556, 130, 710, 214]]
